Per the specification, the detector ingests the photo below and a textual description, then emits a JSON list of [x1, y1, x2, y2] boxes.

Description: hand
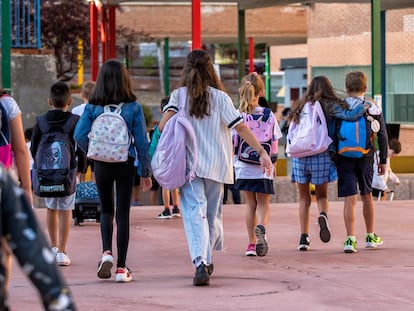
[[377, 164, 387, 176], [259, 152, 273, 177], [141, 177, 153, 192]]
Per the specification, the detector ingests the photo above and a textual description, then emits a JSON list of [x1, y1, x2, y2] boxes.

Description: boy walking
[[336, 71, 388, 253], [31, 81, 79, 265]]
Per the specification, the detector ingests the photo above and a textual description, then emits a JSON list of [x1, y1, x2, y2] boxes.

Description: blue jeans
[[180, 176, 224, 266]]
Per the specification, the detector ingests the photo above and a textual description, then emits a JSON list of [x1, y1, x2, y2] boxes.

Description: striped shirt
[[164, 87, 242, 184]]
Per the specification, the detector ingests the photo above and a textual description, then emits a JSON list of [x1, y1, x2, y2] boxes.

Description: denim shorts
[[45, 193, 76, 211], [291, 151, 337, 185], [336, 156, 374, 197]]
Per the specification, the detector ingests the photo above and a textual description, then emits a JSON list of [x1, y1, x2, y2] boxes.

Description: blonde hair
[[81, 80, 96, 101], [238, 73, 264, 114]]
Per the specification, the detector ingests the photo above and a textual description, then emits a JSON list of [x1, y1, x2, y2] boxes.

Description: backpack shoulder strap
[[262, 107, 272, 122], [36, 115, 50, 134], [62, 114, 79, 134]]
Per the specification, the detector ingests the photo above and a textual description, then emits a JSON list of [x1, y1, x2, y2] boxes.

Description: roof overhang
[[103, 0, 414, 11]]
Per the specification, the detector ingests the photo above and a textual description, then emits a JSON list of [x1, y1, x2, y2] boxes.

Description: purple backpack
[[151, 87, 198, 189]]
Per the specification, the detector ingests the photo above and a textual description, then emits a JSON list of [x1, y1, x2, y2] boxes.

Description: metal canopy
[[105, 0, 414, 11]]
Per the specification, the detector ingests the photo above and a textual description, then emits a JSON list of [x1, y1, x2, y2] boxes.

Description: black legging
[[94, 158, 135, 268]]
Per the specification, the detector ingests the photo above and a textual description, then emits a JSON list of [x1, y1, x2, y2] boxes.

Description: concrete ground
[[8, 200, 414, 311]]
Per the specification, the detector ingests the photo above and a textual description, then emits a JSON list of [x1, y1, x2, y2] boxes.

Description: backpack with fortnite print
[[87, 103, 131, 163], [286, 101, 332, 158], [234, 107, 277, 165], [151, 87, 198, 189], [0, 95, 12, 168], [33, 114, 79, 197]]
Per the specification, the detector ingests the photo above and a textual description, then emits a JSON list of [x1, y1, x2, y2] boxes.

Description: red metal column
[[90, 1, 99, 80], [192, 0, 201, 50], [249, 37, 254, 73], [101, 7, 108, 62], [108, 5, 116, 59]]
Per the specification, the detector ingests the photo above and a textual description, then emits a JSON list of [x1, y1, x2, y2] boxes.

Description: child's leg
[[58, 210, 72, 254], [244, 191, 257, 244], [360, 193, 375, 233], [297, 183, 311, 234], [255, 192, 271, 228], [162, 187, 171, 208], [171, 188, 180, 206], [47, 208, 58, 248], [315, 183, 329, 215]]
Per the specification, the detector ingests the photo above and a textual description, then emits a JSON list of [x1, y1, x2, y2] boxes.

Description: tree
[[41, 0, 90, 81]]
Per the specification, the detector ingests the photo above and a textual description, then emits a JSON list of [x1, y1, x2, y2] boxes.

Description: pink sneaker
[[115, 267, 132, 283], [245, 243, 257, 256]]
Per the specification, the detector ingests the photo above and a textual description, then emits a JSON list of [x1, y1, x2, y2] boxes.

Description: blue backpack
[[336, 115, 370, 158], [33, 114, 79, 197]]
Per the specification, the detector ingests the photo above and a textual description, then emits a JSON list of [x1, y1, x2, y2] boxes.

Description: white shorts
[[45, 193, 76, 211]]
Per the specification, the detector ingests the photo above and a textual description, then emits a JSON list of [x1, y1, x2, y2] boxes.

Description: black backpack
[[0, 95, 12, 168], [33, 114, 78, 197]]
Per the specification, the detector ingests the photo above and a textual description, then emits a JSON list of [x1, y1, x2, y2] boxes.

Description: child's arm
[[331, 101, 369, 121]]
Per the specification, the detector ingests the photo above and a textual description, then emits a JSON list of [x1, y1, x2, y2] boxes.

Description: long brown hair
[[89, 59, 136, 106], [179, 49, 225, 118], [289, 76, 347, 123]]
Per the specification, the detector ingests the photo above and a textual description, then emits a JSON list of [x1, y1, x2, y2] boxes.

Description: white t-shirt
[[71, 103, 87, 116], [0, 95, 22, 121]]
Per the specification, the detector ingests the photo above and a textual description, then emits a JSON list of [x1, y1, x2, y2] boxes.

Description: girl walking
[[74, 59, 152, 282], [234, 73, 281, 257]]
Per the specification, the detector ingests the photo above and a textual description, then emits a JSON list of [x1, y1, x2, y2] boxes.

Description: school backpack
[[87, 103, 131, 163], [33, 114, 79, 197], [286, 101, 332, 158], [0, 96, 12, 168], [151, 87, 198, 189], [234, 107, 277, 165]]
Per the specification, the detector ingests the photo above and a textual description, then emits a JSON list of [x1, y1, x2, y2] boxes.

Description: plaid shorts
[[291, 151, 337, 185]]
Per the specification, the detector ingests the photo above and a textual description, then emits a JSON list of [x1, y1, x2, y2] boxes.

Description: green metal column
[[237, 7, 246, 83], [265, 46, 270, 102], [1, 0, 12, 92], [380, 10, 386, 120], [371, 0, 381, 98], [164, 37, 170, 96]]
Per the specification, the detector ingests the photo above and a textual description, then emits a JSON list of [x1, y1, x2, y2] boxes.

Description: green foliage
[[142, 55, 156, 75]]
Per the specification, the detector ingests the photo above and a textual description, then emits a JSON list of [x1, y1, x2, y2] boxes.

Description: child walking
[[288, 76, 369, 251], [31, 81, 79, 266], [74, 59, 152, 282], [234, 73, 281, 257]]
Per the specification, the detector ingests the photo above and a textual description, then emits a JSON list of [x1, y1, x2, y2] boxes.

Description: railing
[[0, 0, 41, 49]]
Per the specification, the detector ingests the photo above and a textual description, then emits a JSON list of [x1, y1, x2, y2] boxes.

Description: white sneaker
[[56, 252, 71, 266], [97, 253, 114, 279], [115, 267, 132, 283], [51, 247, 59, 256]]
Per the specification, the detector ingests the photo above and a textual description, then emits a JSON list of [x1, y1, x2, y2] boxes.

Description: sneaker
[[51, 247, 59, 256], [115, 267, 132, 283], [365, 233, 383, 248], [254, 225, 268, 257], [193, 263, 209, 286], [157, 208, 171, 219], [344, 238, 357, 253], [97, 252, 114, 279], [318, 213, 331, 243], [245, 243, 257, 256], [298, 234, 310, 251], [172, 206, 181, 218], [56, 252, 71, 266]]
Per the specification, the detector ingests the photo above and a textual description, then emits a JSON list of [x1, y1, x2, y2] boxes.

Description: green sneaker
[[344, 238, 357, 253], [365, 233, 383, 248]]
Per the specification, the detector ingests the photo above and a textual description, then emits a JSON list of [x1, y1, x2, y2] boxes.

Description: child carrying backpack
[[31, 82, 79, 266], [233, 73, 282, 258]]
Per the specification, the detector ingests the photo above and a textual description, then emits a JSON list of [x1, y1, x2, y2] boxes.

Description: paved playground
[[8, 200, 414, 310]]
